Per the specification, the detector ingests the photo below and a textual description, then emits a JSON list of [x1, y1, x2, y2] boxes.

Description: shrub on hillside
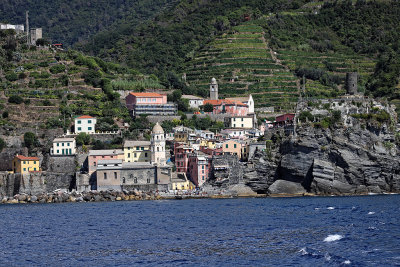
[[5, 72, 18, 82], [8, 95, 23, 104], [50, 64, 66, 74]]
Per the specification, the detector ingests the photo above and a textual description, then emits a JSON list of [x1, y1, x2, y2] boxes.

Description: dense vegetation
[[0, 0, 176, 45]]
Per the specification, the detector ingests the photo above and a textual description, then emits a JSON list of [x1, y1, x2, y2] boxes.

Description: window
[[123, 177, 126, 184], [88, 120, 92, 124], [94, 162, 96, 166], [88, 127, 92, 131], [145, 153, 148, 157], [202, 165, 204, 169], [57, 150, 59, 153], [67, 143, 70, 146], [147, 178, 150, 183], [134, 153, 137, 157], [23, 161, 26, 164], [77, 120, 81, 124], [157, 147, 159, 152], [134, 177, 137, 183], [34, 168, 36, 171], [202, 176, 205, 180], [225, 144, 228, 148], [141, 147, 144, 151], [104, 173, 107, 180], [241, 124, 244, 127], [114, 172, 117, 179], [233, 118, 236, 122], [234, 144, 237, 148], [62, 143, 64, 147], [128, 153, 130, 158], [202, 170, 204, 174], [78, 127, 81, 131], [241, 118, 244, 121], [234, 124, 236, 127], [23, 168, 26, 171], [34, 161, 36, 164], [69, 149, 72, 154], [102, 156, 104, 158], [57, 143, 59, 147], [62, 149, 65, 155]]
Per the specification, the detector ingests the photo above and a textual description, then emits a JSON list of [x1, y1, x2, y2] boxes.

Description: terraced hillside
[[276, 50, 376, 98], [185, 23, 299, 111], [0, 45, 164, 131]]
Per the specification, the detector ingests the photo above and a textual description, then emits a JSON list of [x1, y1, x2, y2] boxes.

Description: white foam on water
[[368, 211, 375, 215], [299, 247, 308, 255], [314, 208, 320, 210], [343, 260, 351, 265], [327, 207, 335, 210], [323, 234, 344, 242], [324, 253, 331, 261]]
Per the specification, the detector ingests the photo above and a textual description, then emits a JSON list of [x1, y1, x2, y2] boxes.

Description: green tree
[[0, 138, 5, 152], [76, 132, 91, 146], [24, 132, 38, 149], [203, 103, 214, 112], [8, 95, 23, 104]]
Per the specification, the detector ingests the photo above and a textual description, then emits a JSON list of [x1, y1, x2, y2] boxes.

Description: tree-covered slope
[[0, 0, 176, 46]]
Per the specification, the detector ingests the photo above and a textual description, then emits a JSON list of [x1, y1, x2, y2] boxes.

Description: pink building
[[174, 142, 193, 173], [126, 92, 177, 116], [200, 146, 222, 156], [88, 149, 124, 176], [203, 99, 248, 116], [275, 113, 295, 127], [187, 152, 211, 187]]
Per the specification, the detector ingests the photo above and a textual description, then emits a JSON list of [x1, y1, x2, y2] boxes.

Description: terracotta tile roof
[[203, 99, 247, 107], [76, 115, 94, 119], [15, 155, 39, 161], [129, 92, 164, 97]]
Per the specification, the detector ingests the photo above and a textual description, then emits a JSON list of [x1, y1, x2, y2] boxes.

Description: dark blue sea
[[0, 195, 400, 266]]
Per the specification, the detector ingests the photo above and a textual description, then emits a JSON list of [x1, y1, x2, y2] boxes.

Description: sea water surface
[[0, 195, 400, 266]]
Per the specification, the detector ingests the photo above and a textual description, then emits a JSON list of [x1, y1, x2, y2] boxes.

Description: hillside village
[[1, 2, 400, 200]]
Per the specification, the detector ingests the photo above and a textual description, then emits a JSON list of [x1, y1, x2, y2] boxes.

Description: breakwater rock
[[0, 189, 162, 204]]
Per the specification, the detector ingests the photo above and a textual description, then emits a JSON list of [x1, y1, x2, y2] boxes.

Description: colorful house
[[275, 113, 295, 127], [174, 142, 193, 173], [222, 139, 245, 159], [12, 155, 40, 174], [50, 138, 76, 156], [203, 99, 249, 116], [187, 152, 211, 187], [125, 92, 177, 116], [88, 149, 124, 176], [226, 94, 254, 114], [74, 115, 97, 134], [124, 140, 151, 163], [181, 95, 204, 109], [170, 173, 191, 191], [224, 115, 254, 129]]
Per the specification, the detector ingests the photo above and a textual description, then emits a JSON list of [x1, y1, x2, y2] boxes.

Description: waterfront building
[[12, 155, 40, 174], [170, 173, 191, 190], [123, 140, 151, 163], [174, 142, 194, 173], [50, 138, 76, 156], [96, 160, 123, 191], [74, 115, 97, 134], [88, 149, 124, 176], [187, 152, 211, 187]]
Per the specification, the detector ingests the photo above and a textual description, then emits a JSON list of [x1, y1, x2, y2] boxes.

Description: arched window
[[122, 177, 126, 184], [157, 147, 159, 152], [134, 177, 138, 183], [156, 135, 158, 140]]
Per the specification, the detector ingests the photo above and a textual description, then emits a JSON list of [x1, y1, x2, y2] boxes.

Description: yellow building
[[222, 139, 244, 159], [199, 139, 216, 149], [174, 132, 189, 143], [171, 173, 191, 190], [12, 155, 40, 174], [224, 116, 254, 129], [124, 140, 151, 163]]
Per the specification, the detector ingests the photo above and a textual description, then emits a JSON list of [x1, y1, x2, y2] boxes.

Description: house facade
[[182, 95, 204, 109], [203, 99, 249, 116], [224, 116, 254, 129], [125, 92, 177, 116], [12, 155, 40, 174], [96, 160, 123, 191], [222, 140, 244, 159], [226, 94, 255, 114], [51, 138, 76, 156], [123, 140, 151, 163], [74, 115, 97, 134], [187, 152, 210, 187], [88, 149, 124, 176]]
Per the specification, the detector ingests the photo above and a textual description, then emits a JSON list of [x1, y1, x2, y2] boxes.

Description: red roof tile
[[129, 92, 164, 97], [76, 115, 94, 119], [15, 155, 39, 161], [203, 99, 247, 107]]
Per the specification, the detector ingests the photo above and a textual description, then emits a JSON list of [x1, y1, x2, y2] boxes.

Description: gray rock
[[268, 180, 306, 195], [30, 196, 38, 202]]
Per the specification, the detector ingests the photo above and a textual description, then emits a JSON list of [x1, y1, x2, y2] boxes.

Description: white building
[[226, 94, 254, 114], [224, 116, 254, 129], [74, 115, 97, 134], [0, 24, 24, 33], [151, 122, 166, 166], [181, 95, 204, 109], [220, 129, 246, 139], [50, 138, 76, 156]]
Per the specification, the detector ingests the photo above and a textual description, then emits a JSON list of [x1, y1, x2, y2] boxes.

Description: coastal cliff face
[[213, 118, 400, 196]]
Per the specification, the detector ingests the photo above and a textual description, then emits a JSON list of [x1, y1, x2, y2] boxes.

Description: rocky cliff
[[211, 114, 400, 196]]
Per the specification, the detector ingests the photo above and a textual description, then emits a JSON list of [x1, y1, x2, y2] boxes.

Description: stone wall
[[46, 156, 76, 173]]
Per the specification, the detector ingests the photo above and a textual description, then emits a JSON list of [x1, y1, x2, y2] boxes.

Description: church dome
[[152, 122, 164, 134], [211, 77, 217, 84]]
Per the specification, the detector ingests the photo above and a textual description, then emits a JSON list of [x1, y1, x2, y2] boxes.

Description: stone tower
[[210, 77, 218, 100], [151, 122, 166, 166], [346, 72, 358, 95]]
